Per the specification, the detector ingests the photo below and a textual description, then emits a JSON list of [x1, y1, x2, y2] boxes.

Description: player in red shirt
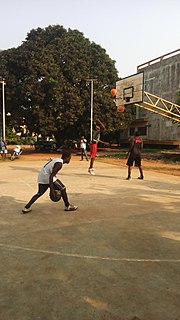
[[88, 119, 109, 175]]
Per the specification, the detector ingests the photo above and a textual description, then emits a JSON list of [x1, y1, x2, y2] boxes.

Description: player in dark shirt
[[126, 132, 144, 180]]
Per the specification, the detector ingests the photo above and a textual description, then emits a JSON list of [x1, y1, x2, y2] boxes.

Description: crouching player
[[22, 150, 78, 213]]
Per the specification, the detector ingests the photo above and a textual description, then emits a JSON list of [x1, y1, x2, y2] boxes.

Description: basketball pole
[[86, 78, 97, 141], [0, 79, 6, 140], [90, 80, 94, 141]]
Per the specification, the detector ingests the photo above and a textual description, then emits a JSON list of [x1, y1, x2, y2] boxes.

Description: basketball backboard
[[116, 72, 144, 106]]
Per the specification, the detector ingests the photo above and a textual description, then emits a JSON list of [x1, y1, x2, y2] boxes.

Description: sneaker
[[138, 176, 144, 180], [22, 207, 32, 214], [126, 177, 131, 180], [88, 168, 95, 175], [65, 204, 78, 211]]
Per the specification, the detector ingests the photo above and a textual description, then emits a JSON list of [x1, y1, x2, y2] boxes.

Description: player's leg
[[22, 184, 49, 213], [126, 166, 132, 180], [80, 148, 84, 160], [136, 157, 144, 179], [4, 149, 7, 160], [2, 150, 6, 160], [126, 156, 133, 179], [138, 165, 144, 179], [54, 179, 78, 211], [88, 143, 97, 175], [84, 148, 89, 161]]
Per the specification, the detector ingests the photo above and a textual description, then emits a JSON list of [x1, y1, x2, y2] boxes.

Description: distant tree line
[[0, 25, 132, 145]]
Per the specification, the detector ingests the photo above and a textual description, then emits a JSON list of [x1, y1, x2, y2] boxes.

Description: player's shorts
[[37, 179, 66, 196], [90, 143, 97, 158], [127, 155, 141, 167], [0, 149, 7, 154]]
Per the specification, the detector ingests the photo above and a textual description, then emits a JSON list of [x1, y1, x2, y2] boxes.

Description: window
[[129, 128, 135, 136], [138, 126, 147, 135]]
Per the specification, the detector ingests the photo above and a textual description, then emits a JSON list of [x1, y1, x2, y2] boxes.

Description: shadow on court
[[0, 159, 180, 320]]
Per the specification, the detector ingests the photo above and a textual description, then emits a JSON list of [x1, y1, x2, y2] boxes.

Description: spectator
[[0, 137, 7, 161], [80, 136, 89, 161]]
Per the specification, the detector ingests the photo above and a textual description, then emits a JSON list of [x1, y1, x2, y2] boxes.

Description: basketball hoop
[[116, 72, 144, 106], [117, 105, 125, 113]]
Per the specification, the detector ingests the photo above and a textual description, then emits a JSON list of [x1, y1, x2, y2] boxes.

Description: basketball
[[111, 88, 117, 96], [49, 190, 62, 202], [117, 105, 125, 113]]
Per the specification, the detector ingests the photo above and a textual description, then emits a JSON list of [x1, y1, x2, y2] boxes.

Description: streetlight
[[86, 78, 97, 141], [0, 79, 6, 140]]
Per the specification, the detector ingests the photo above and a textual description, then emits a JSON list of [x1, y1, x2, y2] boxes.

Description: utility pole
[[86, 78, 97, 141], [0, 79, 6, 140]]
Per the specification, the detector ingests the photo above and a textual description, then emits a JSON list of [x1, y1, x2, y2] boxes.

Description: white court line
[[19, 178, 36, 191], [0, 243, 180, 263]]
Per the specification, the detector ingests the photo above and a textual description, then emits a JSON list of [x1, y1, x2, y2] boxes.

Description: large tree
[[0, 25, 132, 144]]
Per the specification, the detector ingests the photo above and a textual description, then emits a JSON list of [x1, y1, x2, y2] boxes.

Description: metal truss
[[135, 91, 180, 123]]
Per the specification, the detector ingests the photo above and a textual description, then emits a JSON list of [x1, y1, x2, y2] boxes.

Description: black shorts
[[127, 155, 141, 167], [37, 179, 65, 196]]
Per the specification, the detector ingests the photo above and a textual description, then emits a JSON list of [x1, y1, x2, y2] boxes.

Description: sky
[[0, 0, 179, 78]]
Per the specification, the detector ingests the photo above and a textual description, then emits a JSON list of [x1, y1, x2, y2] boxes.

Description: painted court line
[[0, 243, 180, 263]]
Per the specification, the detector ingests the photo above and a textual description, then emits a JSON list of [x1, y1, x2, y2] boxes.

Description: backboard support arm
[[135, 91, 180, 123]]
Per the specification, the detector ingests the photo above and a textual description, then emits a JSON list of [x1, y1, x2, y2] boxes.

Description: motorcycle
[[10, 145, 23, 160]]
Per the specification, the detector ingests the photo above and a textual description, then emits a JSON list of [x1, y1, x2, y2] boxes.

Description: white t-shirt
[[38, 158, 63, 184], [14, 146, 21, 152], [80, 138, 87, 149]]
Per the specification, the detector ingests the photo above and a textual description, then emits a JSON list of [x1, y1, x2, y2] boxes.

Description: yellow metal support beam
[[135, 91, 180, 123]]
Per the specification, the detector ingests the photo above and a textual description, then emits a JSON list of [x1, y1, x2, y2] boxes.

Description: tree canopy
[[0, 25, 132, 144]]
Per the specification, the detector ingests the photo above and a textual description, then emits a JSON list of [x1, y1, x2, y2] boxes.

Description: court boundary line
[[0, 243, 180, 263]]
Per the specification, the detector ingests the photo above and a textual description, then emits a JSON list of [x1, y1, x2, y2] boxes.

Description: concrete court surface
[[0, 157, 180, 320]]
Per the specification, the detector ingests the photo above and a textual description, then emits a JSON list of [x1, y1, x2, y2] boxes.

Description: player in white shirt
[[22, 150, 78, 213]]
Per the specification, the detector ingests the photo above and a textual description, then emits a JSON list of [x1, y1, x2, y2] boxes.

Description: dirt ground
[[8, 146, 180, 177], [98, 157, 180, 177]]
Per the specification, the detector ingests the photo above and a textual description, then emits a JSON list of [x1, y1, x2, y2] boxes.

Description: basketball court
[[0, 157, 180, 320]]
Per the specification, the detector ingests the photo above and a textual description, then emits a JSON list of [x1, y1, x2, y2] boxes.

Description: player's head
[[135, 131, 140, 137], [61, 149, 71, 164]]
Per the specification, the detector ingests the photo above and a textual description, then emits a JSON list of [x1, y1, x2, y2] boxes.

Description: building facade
[[128, 49, 180, 147]]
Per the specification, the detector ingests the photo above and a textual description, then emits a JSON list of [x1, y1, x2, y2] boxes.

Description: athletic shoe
[[138, 176, 144, 180], [22, 207, 32, 214], [88, 168, 95, 175], [65, 204, 78, 211], [126, 177, 131, 180]]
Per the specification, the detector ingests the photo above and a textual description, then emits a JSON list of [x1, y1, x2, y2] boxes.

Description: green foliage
[[0, 25, 132, 144], [6, 131, 34, 145]]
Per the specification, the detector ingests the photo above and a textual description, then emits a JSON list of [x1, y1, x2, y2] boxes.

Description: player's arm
[[49, 162, 62, 194], [96, 119, 109, 145], [96, 119, 106, 130], [99, 139, 110, 146], [126, 139, 135, 157]]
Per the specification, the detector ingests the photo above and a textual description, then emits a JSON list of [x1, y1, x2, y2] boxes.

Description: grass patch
[[98, 153, 125, 159]]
